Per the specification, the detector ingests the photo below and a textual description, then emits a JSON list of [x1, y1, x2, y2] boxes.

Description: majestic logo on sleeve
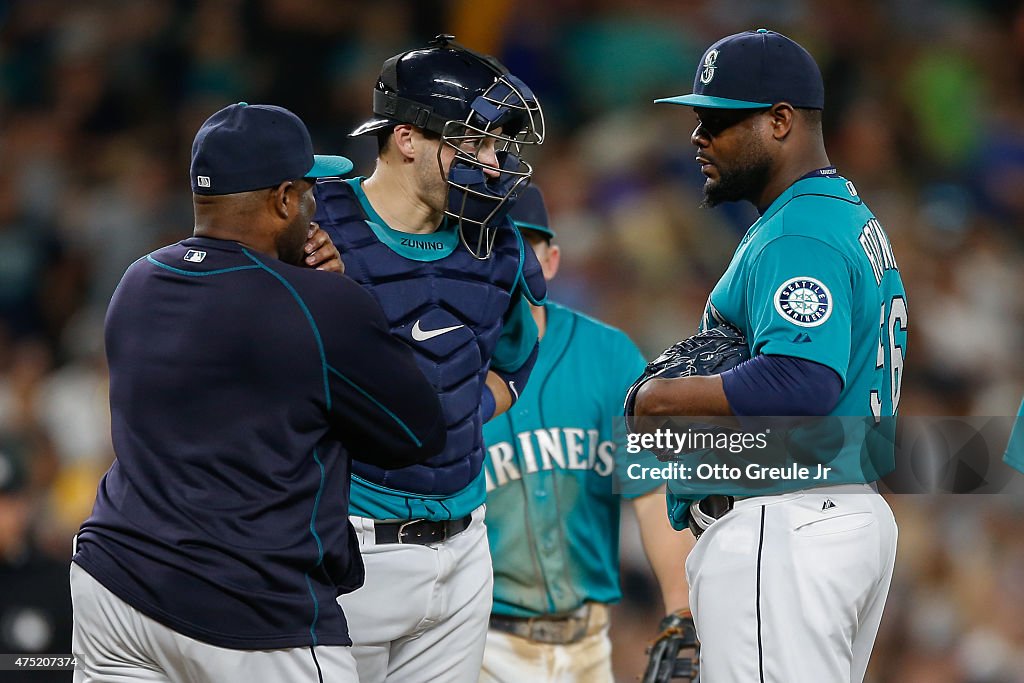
[[774, 277, 833, 327], [700, 49, 719, 85]]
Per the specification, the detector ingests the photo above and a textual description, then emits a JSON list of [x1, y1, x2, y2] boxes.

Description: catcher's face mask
[[438, 73, 544, 260]]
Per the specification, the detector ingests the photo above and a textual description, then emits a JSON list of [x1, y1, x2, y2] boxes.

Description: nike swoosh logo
[[411, 320, 465, 342]]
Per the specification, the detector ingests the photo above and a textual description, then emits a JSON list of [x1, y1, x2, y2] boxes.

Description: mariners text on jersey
[[485, 428, 616, 490]]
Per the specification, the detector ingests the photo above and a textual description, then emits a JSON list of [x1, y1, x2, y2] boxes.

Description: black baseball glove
[[642, 610, 700, 683], [623, 324, 750, 433]]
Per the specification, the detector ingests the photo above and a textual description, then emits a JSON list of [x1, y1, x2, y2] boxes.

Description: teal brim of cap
[[514, 220, 555, 240], [654, 94, 773, 109], [306, 154, 354, 178]]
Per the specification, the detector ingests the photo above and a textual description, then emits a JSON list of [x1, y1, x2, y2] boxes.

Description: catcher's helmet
[[352, 35, 545, 259]]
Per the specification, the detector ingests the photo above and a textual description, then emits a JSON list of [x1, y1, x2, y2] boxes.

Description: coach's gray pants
[[70, 563, 358, 682]]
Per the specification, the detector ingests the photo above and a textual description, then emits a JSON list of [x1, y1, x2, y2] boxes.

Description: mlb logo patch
[[197, 176, 211, 188], [184, 250, 207, 263]]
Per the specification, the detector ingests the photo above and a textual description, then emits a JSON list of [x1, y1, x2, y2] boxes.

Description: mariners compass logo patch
[[774, 277, 832, 327], [700, 49, 719, 85]]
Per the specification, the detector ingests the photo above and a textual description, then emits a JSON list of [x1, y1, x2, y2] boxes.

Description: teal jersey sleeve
[[1005, 396, 1024, 473], [747, 235, 854, 385], [491, 293, 540, 372], [666, 493, 695, 532]]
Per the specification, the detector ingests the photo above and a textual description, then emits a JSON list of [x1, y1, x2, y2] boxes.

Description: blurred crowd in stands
[[0, 1, 1022, 680]]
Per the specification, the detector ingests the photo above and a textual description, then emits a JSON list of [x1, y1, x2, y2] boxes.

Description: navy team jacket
[[73, 236, 445, 649], [314, 178, 546, 521]]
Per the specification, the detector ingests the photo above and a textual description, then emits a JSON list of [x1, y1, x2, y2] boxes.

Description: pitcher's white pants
[[686, 485, 897, 683]]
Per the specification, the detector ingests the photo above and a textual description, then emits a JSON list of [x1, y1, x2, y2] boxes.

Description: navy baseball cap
[[656, 29, 824, 110], [509, 185, 554, 240], [190, 102, 353, 195]]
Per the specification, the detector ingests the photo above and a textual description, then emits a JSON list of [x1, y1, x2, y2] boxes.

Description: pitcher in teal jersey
[[480, 186, 692, 683], [637, 29, 904, 683]]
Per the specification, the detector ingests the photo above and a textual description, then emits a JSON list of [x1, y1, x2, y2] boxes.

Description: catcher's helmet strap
[[372, 89, 450, 136]]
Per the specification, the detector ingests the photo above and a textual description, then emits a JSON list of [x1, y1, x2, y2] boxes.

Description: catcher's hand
[[623, 324, 750, 433], [642, 610, 700, 683]]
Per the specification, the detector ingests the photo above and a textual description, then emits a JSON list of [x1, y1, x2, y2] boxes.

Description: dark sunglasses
[[693, 107, 770, 137]]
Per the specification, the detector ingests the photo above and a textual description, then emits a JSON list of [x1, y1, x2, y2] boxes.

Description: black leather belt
[[688, 494, 735, 539], [374, 514, 472, 545]]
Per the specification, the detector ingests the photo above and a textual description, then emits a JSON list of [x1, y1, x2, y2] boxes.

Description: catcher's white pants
[[339, 505, 492, 683], [70, 563, 358, 682], [478, 609, 613, 683], [686, 484, 897, 683]]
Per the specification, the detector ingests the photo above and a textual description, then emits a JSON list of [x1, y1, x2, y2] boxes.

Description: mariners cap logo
[[699, 49, 719, 85], [774, 277, 832, 327]]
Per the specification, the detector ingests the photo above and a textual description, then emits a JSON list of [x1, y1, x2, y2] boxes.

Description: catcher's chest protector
[[314, 179, 523, 496]]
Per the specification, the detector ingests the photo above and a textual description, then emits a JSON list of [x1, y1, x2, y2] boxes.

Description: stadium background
[[0, 0, 1022, 680]]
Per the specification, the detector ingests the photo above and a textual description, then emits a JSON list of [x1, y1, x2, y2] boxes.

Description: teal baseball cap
[[509, 185, 554, 240], [656, 29, 824, 110]]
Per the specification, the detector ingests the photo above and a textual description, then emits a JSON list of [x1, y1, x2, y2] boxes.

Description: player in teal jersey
[[636, 29, 904, 683], [480, 186, 692, 683], [1005, 397, 1024, 472]]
